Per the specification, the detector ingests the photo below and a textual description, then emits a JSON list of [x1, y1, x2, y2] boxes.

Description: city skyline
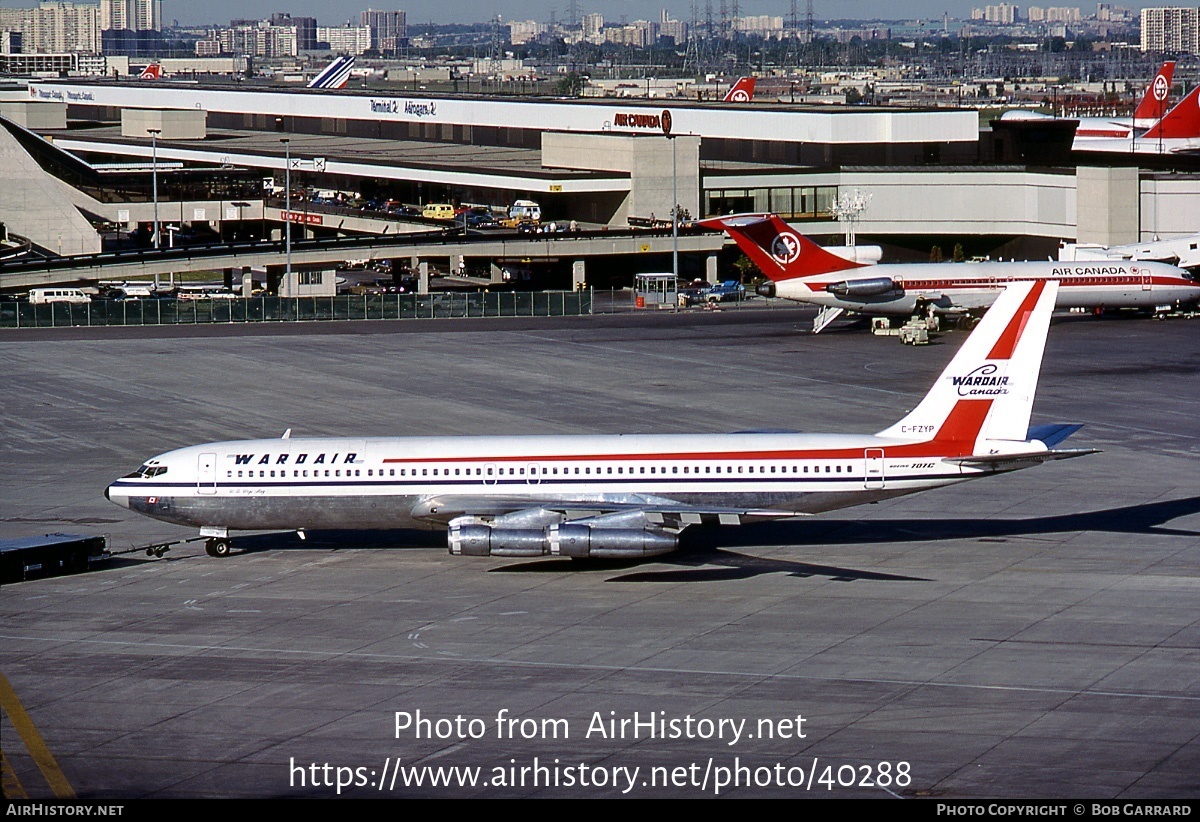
[[0, 1, 1156, 28]]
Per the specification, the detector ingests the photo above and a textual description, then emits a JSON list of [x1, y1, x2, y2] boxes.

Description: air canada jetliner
[[1074, 79, 1200, 155], [137, 63, 163, 80], [699, 213, 1200, 332], [722, 76, 756, 103], [1002, 60, 1175, 146], [107, 281, 1093, 560], [1061, 232, 1200, 271]]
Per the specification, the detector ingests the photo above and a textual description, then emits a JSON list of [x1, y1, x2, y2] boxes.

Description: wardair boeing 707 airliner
[[107, 280, 1092, 560]]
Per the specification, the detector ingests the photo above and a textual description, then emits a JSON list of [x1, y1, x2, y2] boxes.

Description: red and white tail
[[1133, 60, 1176, 122], [1141, 83, 1200, 140], [697, 213, 866, 281], [723, 76, 756, 103], [877, 280, 1058, 454], [138, 64, 162, 80]]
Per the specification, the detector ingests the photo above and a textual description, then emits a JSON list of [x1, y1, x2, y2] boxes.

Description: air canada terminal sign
[[612, 109, 673, 135]]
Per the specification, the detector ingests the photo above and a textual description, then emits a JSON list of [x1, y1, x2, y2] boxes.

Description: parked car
[[465, 207, 500, 229], [706, 280, 747, 302]]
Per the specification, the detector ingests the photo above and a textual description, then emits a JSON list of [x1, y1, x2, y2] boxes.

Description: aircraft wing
[[410, 495, 810, 528]]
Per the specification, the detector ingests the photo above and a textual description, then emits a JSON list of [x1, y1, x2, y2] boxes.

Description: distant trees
[[556, 72, 586, 97]]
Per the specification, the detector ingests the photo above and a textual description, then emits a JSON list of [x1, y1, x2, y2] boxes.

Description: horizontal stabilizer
[[945, 448, 1098, 470], [1026, 423, 1084, 449]]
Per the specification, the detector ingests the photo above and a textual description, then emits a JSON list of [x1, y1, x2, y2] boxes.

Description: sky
[[0, 2, 1155, 27]]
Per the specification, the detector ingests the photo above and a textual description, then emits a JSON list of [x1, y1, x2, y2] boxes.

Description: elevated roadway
[[0, 228, 728, 291]]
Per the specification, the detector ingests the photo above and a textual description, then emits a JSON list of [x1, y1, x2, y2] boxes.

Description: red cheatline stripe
[[801, 276, 1191, 292], [383, 438, 984, 465], [932, 399, 993, 454], [987, 279, 1045, 360]]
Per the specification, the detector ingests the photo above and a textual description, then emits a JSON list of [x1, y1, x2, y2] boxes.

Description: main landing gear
[[205, 538, 231, 557]]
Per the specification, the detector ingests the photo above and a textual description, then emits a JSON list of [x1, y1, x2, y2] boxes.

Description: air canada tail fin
[[877, 280, 1058, 455], [138, 63, 162, 80], [1133, 60, 1176, 122], [1142, 83, 1200, 140], [697, 213, 866, 281], [723, 76, 756, 103]]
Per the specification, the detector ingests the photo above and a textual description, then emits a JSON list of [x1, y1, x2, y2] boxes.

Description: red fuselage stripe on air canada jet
[[1076, 129, 1132, 138], [801, 274, 1194, 292], [987, 278, 1045, 359]]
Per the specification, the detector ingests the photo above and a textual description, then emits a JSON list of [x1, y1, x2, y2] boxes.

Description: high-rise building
[[271, 13, 316, 50], [360, 9, 406, 52], [0, 2, 101, 54], [219, 19, 297, 57], [99, 0, 160, 32], [738, 15, 784, 39], [194, 36, 220, 56], [581, 12, 603, 43], [987, 4, 1021, 23], [509, 20, 546, 45], [317, 25, 372, 55], [1141, 7, 1200, 53]]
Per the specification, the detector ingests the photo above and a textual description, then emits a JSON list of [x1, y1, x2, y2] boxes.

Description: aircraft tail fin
[[308, 55, 356, 90], [1133, 60, 1176, 122], [877, 280, 1058, 454], [1142, 82, 1200, 140], [696, 213, 866, 281], [138, 63, 162, 80], [723, 76, 756, 103]]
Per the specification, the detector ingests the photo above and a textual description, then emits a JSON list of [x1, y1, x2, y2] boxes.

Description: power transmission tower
[[805, 0, 815, 65], [489, 14, 503, 67], [785, 0, 800, 68], [683, 0, 702, 75]]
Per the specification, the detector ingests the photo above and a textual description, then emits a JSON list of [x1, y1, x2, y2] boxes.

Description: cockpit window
[[123, 463, 168, 479]]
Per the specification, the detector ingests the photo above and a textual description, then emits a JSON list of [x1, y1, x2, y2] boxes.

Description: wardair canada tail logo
[[952, 364, 1010, 396]]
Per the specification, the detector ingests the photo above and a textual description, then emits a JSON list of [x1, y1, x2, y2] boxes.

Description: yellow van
[[422, 203, 456, 221]]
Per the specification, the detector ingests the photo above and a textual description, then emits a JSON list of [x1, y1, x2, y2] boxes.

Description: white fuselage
[[1073, 131, 1200, 155], [775, 260, 1199, 315], [105, 432, 1004, 533]]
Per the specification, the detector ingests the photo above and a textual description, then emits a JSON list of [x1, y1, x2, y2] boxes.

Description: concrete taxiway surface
[[2, 306, 1198, 798]]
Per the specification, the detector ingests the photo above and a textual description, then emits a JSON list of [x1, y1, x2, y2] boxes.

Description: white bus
[[28, 288, 91, 305]]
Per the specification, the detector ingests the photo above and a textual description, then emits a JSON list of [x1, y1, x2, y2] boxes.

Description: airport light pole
[[670, 134, 678, 288], [147, 128, 161, 249], [281, 137, 291, 280]]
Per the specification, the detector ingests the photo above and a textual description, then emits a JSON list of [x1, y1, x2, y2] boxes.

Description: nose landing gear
[[205, 538, 231, 557]]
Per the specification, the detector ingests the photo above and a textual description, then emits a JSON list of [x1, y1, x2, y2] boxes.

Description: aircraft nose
[[104, 484, 128, 508]]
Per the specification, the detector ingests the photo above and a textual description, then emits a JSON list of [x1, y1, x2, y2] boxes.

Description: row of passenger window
[[227, 463, 860, 480], [230, 469, 371, 478]]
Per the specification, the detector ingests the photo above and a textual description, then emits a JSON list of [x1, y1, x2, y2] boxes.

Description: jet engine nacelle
[[448, 522, 680, 559], [825, 277, 901, 298], [756, 282, 776, 298], [548, 524, 678, 559], [447, 524, 545, 557]]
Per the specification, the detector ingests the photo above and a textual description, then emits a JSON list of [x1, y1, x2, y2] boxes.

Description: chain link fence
[[0, 290, 594, 329]]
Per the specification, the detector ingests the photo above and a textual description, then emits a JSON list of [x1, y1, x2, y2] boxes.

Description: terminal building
[[6, 79, 1200, 265]]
